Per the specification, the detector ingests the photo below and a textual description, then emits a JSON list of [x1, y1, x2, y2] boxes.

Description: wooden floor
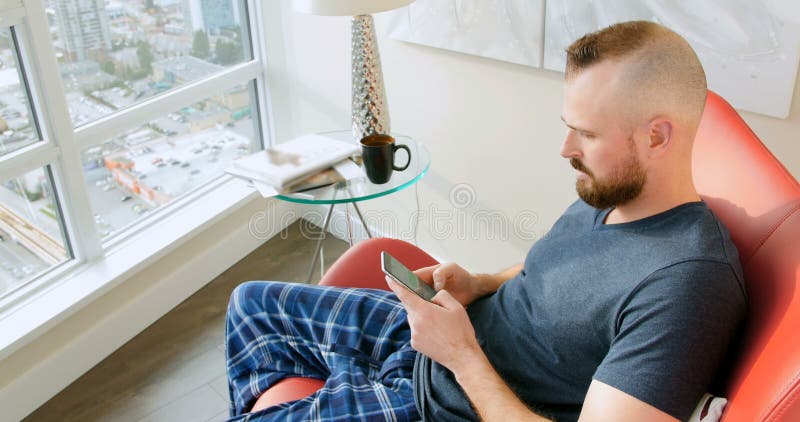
[[25, 220, 349, 422]]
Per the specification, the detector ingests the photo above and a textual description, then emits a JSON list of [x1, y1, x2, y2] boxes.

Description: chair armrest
[[250, 377, 327, 412], [318, 238, 439, 290]]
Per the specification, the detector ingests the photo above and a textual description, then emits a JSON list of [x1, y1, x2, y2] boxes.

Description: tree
[[146, 0, 155, 9], [101, 60, 116, 75], [137, 42, 154, 75], [191, 30, 210, 59], [214, 39, 242, 65]]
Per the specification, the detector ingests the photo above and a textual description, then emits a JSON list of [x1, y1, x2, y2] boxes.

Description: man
[[225, 21, 746, 421]]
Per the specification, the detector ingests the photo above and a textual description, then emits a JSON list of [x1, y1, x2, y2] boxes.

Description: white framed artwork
[[384, 0, 545, 68]]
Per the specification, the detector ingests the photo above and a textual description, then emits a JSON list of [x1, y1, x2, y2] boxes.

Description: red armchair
[[691, 92, 800, 421], [253, 92, 800, 421]]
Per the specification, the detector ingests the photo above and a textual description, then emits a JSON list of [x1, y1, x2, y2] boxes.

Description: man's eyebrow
[[560, 116, 596, 135]]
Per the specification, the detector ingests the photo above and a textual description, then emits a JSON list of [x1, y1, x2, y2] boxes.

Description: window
[[0, 0, 269, 303], [0, 28, 40, 157], [0, 167, 70, 296], [82, 82, 257, 240], [47, 0, 252, 127]]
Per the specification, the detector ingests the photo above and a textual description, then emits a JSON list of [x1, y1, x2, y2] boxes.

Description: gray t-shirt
[[413, 200, 747, 421]]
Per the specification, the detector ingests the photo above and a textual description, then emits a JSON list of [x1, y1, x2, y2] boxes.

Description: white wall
[[266, 1, 800, 273]]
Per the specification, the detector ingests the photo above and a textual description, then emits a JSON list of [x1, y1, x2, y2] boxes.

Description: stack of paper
[[225, 133, 364, 198]]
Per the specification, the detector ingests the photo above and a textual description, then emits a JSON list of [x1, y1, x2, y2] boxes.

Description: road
[[0, 230, 49, 295]]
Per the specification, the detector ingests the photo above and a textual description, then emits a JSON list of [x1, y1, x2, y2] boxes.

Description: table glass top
[[274, 131, 430, 204]]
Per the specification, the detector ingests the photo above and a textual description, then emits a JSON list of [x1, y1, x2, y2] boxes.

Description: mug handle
[[392, 144, 411, 171]]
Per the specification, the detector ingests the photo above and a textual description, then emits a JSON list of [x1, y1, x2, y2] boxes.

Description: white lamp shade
[[293, 0, 415, 16]]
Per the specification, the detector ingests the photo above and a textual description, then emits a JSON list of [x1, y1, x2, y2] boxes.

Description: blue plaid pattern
[[225, 281, 420, 421]]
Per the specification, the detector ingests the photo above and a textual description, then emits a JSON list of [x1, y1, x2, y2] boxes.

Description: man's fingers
[[432, 267, 454, 290], [413, 265, 438, 286], [414, 264, 439, 274], [386, 276, 407, 301], [386, 276, 426, 310], [432, 289, 463, 310]]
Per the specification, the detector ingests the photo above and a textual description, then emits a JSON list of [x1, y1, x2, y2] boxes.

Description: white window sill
[[0, 176, 260, 361]]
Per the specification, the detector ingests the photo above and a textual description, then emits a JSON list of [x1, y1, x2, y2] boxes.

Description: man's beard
[[570, 149, 646, 209]]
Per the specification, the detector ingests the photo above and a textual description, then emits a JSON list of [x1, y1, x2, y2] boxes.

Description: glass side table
[[273, 130, 430, 282]]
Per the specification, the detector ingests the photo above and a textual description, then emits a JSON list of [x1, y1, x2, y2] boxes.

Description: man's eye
[[581, 132, 595, 139]]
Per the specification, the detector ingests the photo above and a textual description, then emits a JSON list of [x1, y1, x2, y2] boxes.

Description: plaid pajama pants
[[225, 281, 421, 421]]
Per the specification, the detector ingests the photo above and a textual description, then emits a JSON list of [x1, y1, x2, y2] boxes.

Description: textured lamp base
[[351, 14, 390, 142]]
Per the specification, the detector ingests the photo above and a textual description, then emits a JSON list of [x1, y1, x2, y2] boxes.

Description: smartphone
[[381, 251, 437, 301]]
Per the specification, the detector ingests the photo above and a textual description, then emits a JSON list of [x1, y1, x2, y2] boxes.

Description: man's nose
[[560, 130, 581, 159]]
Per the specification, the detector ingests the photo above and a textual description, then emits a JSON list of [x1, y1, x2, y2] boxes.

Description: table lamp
[[293, 0, 416, 142]]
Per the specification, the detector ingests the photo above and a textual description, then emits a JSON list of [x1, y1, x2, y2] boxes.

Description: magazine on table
[[229, 133, 360, 188], [226, 156, 364, 198]]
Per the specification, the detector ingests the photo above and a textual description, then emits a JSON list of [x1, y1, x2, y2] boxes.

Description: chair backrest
[[692, 91, 800, 422]]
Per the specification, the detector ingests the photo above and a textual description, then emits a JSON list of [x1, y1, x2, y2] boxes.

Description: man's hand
[[389, 275, 551, 421], [413, 263, 485, 307], [386, 275, 483, 373]]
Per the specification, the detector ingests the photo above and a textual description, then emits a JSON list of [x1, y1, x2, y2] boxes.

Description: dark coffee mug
[[360, 134, 411, 184]]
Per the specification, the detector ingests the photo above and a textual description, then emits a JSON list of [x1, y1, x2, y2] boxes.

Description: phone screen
[[382, 252, 437, 301]]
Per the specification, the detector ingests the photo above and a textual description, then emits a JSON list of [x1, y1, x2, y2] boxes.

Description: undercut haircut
[[565, 21, 708, 131]]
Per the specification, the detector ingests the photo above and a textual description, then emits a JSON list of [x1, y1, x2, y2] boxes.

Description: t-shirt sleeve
[[592, 260, 746, 421]]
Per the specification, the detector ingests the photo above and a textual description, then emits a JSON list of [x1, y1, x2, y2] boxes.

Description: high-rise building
[[201, 0, 235, 33], [53, 0, 112, 62], [182, 0, 202, 34], [183, 0, 238, 34]]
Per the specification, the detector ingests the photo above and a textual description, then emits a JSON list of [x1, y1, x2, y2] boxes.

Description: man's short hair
[[565, 21, 708, 131]]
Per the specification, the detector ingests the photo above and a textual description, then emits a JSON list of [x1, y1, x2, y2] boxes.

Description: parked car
[[120, 195, 132, 202]]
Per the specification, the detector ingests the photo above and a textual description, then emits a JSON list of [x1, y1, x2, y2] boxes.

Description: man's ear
[[646, 118, 673, 156]]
